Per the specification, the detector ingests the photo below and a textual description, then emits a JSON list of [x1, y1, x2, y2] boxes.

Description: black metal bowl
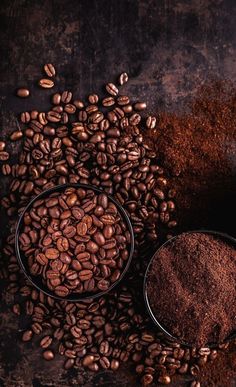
[[143, 230, 236, 348], [15, 183, 134, 302]]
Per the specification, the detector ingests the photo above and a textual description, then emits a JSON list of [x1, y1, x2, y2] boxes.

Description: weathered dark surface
[[0, 0, 236, 386]]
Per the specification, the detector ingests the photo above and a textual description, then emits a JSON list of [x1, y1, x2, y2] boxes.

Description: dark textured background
[[0, 0, 236, 386]]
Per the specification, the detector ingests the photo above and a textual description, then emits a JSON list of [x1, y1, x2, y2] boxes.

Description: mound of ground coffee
[[146, 232, 236, 347]]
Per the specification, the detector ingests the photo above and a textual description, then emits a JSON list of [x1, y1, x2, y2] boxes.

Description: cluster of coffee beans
[[0, 66, 220, 386], [19, 186, 131, 297]]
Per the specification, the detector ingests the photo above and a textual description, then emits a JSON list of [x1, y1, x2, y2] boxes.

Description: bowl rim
[[15, 183, 134, 302], [143, 229, 236, 348]]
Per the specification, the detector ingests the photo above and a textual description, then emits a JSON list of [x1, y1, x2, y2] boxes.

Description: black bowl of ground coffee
[[144, 230, 236, 348], [15, 183, 134, 302]]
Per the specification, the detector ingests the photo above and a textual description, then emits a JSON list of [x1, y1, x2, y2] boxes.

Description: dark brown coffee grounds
[[198, 341, 236, 386], [147, 232, 236, 347], [147, 81, 236, 232]]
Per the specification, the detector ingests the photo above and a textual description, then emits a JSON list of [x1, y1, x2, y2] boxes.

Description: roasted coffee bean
[[0, 151, 9, 161], [17, 88, 30, 97], [83, 355, 94, 366], [129, 113, 141, 126], [102, 97, 115, 107], [39, 79, 54, 89], [20, 111, 31, 123], [146, 116, 157, 129], [0, 141, 6, 151], [134, 102, 147, 111], [2, 163, 11, 175], [158, 375, 171, 384], [61, 91, 72, 104], [119, 72, 128, 85], [141, 374, 153, 385], [106, 83, 118, 96], [54, 285, 69, 297], [88, 94, 99, 104], [43, 350, 55, 360], [40, 335, 53, 348], [44, 63, 56, 77], [22, 330, 33, 342], [56, 237, 69, 252], [45, 248, 60, 260], [52, 93, 61, 105], [47, 111, 61, 122]]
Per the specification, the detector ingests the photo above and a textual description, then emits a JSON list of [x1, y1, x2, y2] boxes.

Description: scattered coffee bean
[[39, 79, 54, 89], [119, 72, 128, 85], [40, 335, 53, 348], [106, 83, 119, 96], [22, 330, 33, 342], [2, 164, 11, 175], [0, 141, 6, 151], [146, 116, 157, 129], [44, 63, 56, 77], [20, 112, 31, 123], [43, 350, 55, 360], [134, 102, 147, 111], [10, 131, 23, 141], [16, 88, 30, 98], [0, 151, 9, 161]]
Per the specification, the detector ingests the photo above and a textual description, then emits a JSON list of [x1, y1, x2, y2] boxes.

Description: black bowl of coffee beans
[[16, 183, 134, 301], [144, 230, 236, 348]]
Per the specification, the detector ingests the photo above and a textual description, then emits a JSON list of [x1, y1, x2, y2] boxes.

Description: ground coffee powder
[[148, 81, 236, 232], [198, 342, 236, 386], [147, 232, 236, 347]]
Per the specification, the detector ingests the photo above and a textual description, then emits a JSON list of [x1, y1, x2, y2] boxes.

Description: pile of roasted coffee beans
[[0, 64, 223, 386], [19, 186, 131, 297]]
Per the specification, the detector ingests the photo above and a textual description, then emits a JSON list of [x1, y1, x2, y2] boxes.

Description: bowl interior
[[143, 230, 236, 348], [15, 183, 134, 302]]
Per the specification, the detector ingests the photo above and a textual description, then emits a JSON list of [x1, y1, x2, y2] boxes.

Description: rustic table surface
[[0, 0, 236, 386]]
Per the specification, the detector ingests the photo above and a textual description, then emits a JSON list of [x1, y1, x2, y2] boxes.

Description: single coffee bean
[[40, 335, 53, 348], [56, 237, 69, 252], [102, 97, 115, 107], [88, 94, 99, 104], [43, 350, 55, 360], [157, 375, 171, 385], [134, 102, 147, 111], [77, 222, 88, 236], [52, 93, 61, 105], [83, 355, 94, 367], [78, 269, 93, 281], [10, 131, 23, 141], [129, 113, 141, 126], [45, 248, 60, 260], [36, 253, 48, 265], [0, 141, 6, 151], [38, 79, 54, 89], [44, 63, 56, 77], [106, 83, 119, 96], [20, 111, 31, 123], [61, 91, 72, 104], [22, 330, 33, 342], [0, 151, 9, 161], [146, 116, 157, 129], [119, 72, 128, 85], [16, 88, 30, 98], [2, 164, 11, 175]]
